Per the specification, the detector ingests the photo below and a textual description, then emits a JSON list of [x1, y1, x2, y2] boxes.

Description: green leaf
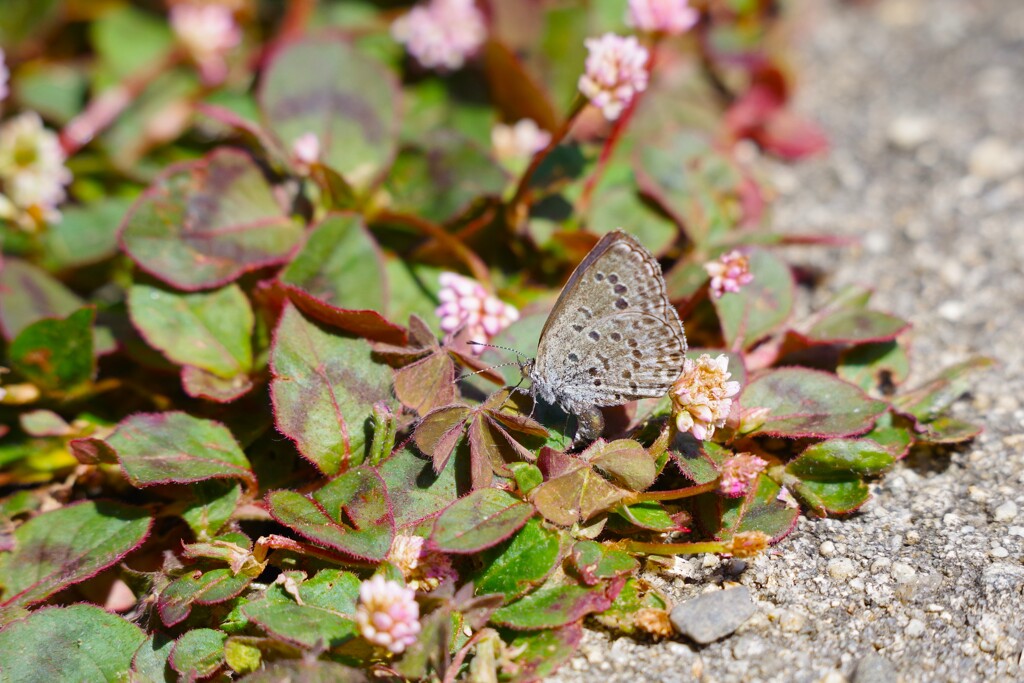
[[614, 501, 681, 532], [471, 517, 567, 601], [0, 604, 146, 682], [491, 578, 619, 630], [587, 183, 677, 257], [180, 480, 242, 539], [131, 633, 175, 683], [801, 309, 909, 345], [385, 134, 508, 223], [90, 5, 173, 80], [128, 282, 254, 380], [120, 149, 303, 291], [787, 439, 896, 480], [241, 594, 358, 651], [741, 368, 888, 438], [713, 249, 794, 350], [497, 624, 583, 683], [260, 35, 399, 186], [789, 478, 870, 516], [169, 629, 226, 681], [430, 489, 534, 554], [377, 446, 459, 529], [593, 577, 668, 635], [720, 474, 799, 540], [838, 341, 910, 394], [0, 501, 151, 617], [532, 450, 628, 526], [587, 439, 656, 492], [280, 213, 388, 314], [913, 416, 982, 445], [9, 307, 95, 393], [893, 357, 995, 424], [107, 412, 256, 490], [41, 197, 134, 269], [0, 259, 84, 340], [237, 660, 367, 682], [270, 304, 396, 474], [861, 412, 913, 459], [159, 569, 254, 627], [570, 541, 638, 585], [267, 466, 394, 562]]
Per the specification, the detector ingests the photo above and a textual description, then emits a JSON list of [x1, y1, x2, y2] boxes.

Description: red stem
[[578, 40, 661, 214], [618, 539, 728, 556], [627, 479, 719, 503]]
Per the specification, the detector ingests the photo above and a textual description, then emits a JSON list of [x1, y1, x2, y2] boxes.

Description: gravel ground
[[551, 1, 1024, 681]]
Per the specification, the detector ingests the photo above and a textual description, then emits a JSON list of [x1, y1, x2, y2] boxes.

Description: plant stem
[[626, 480, 719, 504], [577, 40, 661, 214], [618, 539, 728, 556], [507, 93, 587, 222]]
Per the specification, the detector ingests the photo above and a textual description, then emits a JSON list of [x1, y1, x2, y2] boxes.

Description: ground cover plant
[[0, 1, 989, 680]]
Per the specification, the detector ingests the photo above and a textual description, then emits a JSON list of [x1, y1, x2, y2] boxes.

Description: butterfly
[[523, 229, 687, 439]]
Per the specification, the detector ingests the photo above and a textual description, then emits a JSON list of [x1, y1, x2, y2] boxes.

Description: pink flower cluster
[[492, 119, 552, 164], [436, 272, 519, 353], [291, 132, 320, 175], [170, 3, 241, 85], [627, 0, 699, 36], [355, 575, 421, 654], [0, 49, 8, 104], [719, 452, 768, 498], [705, 250, 754, 298], [391, 0, 487, 71], [670, 353, 740, 441], [0, 112, 72, 230], [578, 34, 650, 121]]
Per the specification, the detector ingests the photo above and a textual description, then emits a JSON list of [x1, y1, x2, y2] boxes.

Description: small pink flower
[[492, 119, 552, 164], [671, 354, 740, 441], [291, 132, 320, 174], [578, 33, 650, 121], [171, 4, 241, 85], [391, 0, 487, 71], [719, 452, 768, 498], [705, 250, 754, 298], [387, 534, 425, 578], [436, 272, 519, 354], [627, 0, 699, 36], [0, 111, 72, 230], [356, 575, 421, 654]]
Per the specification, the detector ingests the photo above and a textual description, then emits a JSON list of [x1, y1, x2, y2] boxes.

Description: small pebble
[[969, 137, 1021, 180], [852, 653, 899, 683], [828, 558, 857, 581], [905, 618, 926, 637], [891, 562, 916, 584], [887, 115, 933, 150], [993, 501, 1018, 522], [819, 540, 838, 558], [670, 587, 757, 644]]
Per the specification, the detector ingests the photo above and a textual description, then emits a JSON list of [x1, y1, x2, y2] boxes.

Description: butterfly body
[[525, 230, 687, 439]]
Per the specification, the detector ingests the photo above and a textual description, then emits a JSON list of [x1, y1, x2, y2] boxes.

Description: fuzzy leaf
[[0, 258, 82, 340], [159, 569, 254, 627], [242, 595, 358, 651], [412, 404, 471, 473], [533, 450, 628, 526], [9, 307, 95, 393], [0, 605, 146, 681], [614, 501, 681, 532], [789, 478, 869, 516], [588, 183, 677, 257], [260, 35, 399, 186], [128, 283, 253, 380], [377, 446, 459, 529], [270, 303, 396, 474], [491, 578, 621, 630], [913, 416, 982, 444], [800, 309, 909, 345], [267, 466, 394, 561], [741, 368, 888, 438], [107, 412, 256, 490], [180, 480, 241, 538], [592, 577, 668, 636], [787, 439, 896, 480], [120, 149, 303, 290], [713, 249, 794, 350], [279, 214, 388, 314], [570, 541, 638, 586], [430, 489, 534, 554], [587, 440, 656, 492], [498, 624, 583, 683], [238, 660, 367, 682], [471, 517, 567, 602], [169, 628, 226, 681], [131, 633, 176, 683], [41, 196, 133, 270], [180, 366, 254, 402], [0, 501, 151, 617], [838, 341, 910, 394], [719, 474, 799, 540], [284, 287, 408, 345], [892, 357, 995, 424], [394, 350, 458, 417]]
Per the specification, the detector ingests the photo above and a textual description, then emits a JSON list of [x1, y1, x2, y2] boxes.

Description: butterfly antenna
[[467, 340, 528, 358], [453, 360, 521, 385], [495, 375, 528, 412]]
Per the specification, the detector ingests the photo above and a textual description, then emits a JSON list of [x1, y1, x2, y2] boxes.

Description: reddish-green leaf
[[241, 593, 358, 650], [159, 569, 254, 627], [570, 541, 638, 586], [270, 303, 397, 474], [260, 35, 399, 186], [0, 501, 151, 617], [128, 282, 254, 380], [0, 605, 146, 680], [592, 577, 668, 636], [713, 249, 794, 351], [470, 517, 567, 602], [0, 258, 82, 340], [430, 489, 534, 554], [838, 341, 911, 395], [377, 446, 460, 529], [267, 466, 394, 562], [741, 368, 888, 438], [893, 357, 995, 424], [394, 350, 458, 417], [800, 309, 910, 345], [120, 149, 303, 290], [491, 577, 622, 630], [720, 474, 799, 541], [532, 449, 628, 526], [586, 439, 656, 492], [913, 416, 982, 444], [238, 660, 367, 682], [787, 439, 896, 480], [284, 286, 408, 345], [107, 412, 256, 490], [498, 624, 583, 683], [131, 633, 175, 683], [169, 628, 226, 681], [413, 404, 472, 473], [9, 307, 95, 393]]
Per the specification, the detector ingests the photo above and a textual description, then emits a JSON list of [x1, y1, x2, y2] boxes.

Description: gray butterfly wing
[[532, 230, 687, 413]]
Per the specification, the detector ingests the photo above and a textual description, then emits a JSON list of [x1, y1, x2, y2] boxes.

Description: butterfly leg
[[574, 407, 605, 442]]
